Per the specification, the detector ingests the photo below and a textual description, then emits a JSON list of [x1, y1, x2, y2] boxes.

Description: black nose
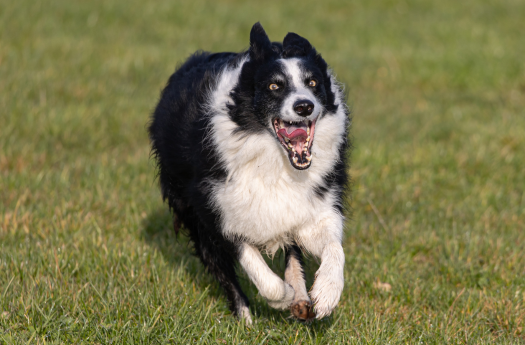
[[293, 100, 314, 116]]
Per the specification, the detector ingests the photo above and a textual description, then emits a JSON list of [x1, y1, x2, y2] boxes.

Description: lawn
[[1, 0, 524, 343]]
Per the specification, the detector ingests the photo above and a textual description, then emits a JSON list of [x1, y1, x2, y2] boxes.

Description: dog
[[148, 22, 350, 323]]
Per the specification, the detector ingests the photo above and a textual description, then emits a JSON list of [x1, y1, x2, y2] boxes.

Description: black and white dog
[[149, 22, 349, 323]]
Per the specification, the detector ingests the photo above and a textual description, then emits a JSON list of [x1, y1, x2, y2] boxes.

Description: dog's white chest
[[213, 167, 326, 249], [207, 112, 338, 250]]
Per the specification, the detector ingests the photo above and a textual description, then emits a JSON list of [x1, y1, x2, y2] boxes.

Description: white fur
[[294, 210, 345, 318], [285, 250, 310, 303], [238, 243, 295, 309], [238, 305, 253, 325], [309, 242, 345, 319], [206, 57, 347, 317], [279, 58, 322, 122]]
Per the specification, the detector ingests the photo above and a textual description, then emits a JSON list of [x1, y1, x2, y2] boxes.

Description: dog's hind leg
[[238, 243, 295, 310], [191, 225, 252, 324], [285, 245, 315, 321]]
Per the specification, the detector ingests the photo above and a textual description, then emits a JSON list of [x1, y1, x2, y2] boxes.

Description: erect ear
[[282, 32, 313, 57], [249, 22, 273, 60]]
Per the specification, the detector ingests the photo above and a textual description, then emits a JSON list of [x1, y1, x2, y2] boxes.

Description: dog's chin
[[272, 118, 316, 170]]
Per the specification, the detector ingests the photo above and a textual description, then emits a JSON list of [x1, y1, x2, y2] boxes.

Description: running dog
[[149, 22, 350, 323]]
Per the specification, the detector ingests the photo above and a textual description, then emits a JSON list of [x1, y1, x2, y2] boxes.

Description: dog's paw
[[266, 283, 295, 310], [290, 300, 316, 321], [237, 305, 253, 326], [309, 270, 344, 319]]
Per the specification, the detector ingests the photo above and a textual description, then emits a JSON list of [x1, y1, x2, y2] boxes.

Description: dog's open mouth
[[273, 118, 316, 170]]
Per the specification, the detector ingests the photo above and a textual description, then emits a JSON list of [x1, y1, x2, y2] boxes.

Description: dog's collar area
[[273, 118, 316, 170]]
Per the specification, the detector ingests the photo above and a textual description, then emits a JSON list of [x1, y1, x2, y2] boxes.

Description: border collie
[[149, 22, 350, 323]]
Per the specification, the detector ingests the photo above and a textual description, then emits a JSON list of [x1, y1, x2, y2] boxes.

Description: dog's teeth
[[307, 127, 310, 135], [306, 156, 312, 162], [293, 156, 298, 164], [284, 137, 290, 143]]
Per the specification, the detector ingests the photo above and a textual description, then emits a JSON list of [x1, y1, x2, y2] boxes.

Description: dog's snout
[[293, 100, 314, 116]]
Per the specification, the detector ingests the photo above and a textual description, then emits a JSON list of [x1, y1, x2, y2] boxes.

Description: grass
[[1, 0, 524, 343]]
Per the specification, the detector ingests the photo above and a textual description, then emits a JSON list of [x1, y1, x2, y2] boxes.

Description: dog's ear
[[282, 32, 313, 57], [249, 22, 273, 61]]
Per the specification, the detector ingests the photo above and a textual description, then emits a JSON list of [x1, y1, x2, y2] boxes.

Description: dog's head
[[230, 22, 340, 170]]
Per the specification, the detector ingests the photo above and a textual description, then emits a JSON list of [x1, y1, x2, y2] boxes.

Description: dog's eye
[[308, 80, 317, 87], [269, 83, 279, 91]]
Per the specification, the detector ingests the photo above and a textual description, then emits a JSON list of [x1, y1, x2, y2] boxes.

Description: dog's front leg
[[238, 243, 295, 309], [299, 214, 345, 319], [309, 241, 345, 319]]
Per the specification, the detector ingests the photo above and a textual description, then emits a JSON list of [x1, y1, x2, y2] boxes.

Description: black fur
[[148, 22, 349, 318]]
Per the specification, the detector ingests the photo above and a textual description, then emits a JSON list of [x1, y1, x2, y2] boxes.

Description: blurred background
[[1, 0, 524, 343]]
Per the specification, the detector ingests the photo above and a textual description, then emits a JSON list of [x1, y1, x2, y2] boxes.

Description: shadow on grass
[[141, 207, 333, 330]]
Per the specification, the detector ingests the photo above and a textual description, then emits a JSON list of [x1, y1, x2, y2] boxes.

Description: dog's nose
[[293, 100, 314, 116]]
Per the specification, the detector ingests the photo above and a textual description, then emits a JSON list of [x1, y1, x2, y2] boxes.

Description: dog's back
[[149, 51, 239, 224]]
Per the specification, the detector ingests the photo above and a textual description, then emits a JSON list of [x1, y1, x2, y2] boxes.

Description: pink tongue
[[277, 128, 307, 139], [278, 128, 307, 155], [291, 139, 304, 155]]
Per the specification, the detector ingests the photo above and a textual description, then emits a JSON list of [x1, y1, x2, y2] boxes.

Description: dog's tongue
[[277, 127, 308, 155], [278, 122, 308, 139], [277, 128, 307, 140]]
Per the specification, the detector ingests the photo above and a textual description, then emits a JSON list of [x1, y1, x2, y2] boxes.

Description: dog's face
[[253, 56, 327, 170], [231, 23, 339, 170]]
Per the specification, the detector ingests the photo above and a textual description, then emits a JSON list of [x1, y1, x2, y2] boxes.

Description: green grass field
[[1, 0, 524, 343]]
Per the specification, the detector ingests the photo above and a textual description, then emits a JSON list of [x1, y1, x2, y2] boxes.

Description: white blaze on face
[[280, 58, 305, 90], [279, 58, 321, 121]]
